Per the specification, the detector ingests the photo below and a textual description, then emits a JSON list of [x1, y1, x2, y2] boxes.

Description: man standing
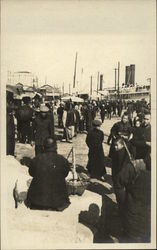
[[32, 105, 54, 156], [27, 137, 70, 211], [57, 103, 64, 128], [6, 103, 15, 156], [107, 112, 133, 159], [62, 102, 75, 143], [15, 97, 33, 144], [86, 119, 106, 180], [74, 105, 80, 136]]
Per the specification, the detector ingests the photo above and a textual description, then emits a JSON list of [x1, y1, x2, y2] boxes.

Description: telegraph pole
[[73, 52, 78, 88], [114, 68, 117, 91], [69, 84, 71, 95], [117, 62, 120, 99], [62, 82, 64, 95]]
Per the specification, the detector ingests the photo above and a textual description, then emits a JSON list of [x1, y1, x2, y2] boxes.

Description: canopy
[[61, 96, 84, 103]]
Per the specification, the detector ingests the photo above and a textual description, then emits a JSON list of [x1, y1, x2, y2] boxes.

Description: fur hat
[[92, 119, 102, 127]]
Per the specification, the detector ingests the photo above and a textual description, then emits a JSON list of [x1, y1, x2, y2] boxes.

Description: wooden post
[[72, 147, 77, 181], [114, 68, 117, 91], [73, 52, 78, 88]]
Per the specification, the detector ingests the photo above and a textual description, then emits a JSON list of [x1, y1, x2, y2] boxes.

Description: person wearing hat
[[6, 102, 15, 156], [31, 105, 54, 156], [86, 119, 106, 180], [27, 137, 71, 211], [15, 97, 33, 144]]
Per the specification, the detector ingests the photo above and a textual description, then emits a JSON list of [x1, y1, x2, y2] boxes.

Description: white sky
[[1, 0, 156, 93]]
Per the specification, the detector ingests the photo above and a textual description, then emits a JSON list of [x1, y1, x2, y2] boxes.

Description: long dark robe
[[86, 127, 106, 178]]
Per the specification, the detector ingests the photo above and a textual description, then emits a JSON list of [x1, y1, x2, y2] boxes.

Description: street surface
[[3, 115, 123, 248]]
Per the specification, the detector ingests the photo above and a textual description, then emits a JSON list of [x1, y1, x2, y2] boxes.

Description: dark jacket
[[74, 109, 80, 124], [57, 106, 64, 118], [130, 126, 146, 159], [108, 121, 132, 158], [7, 109, 15, 155], [66, 109, 75, 127], [130, 125, 151, 159], [27, 148, 70, 209], [32, 114, 53, 145], [114, 160, 151, 241], [86, 127, 106, 178]]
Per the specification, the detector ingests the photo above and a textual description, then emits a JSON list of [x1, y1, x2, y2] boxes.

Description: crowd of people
[[6, 91, 151, 243]]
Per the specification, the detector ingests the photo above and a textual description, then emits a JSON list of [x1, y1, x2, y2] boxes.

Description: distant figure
[[15, 97, 33, 144], [84, 104, 93, 132], [86, 119, 106, 180], [62, 102, 75, 143], [100, 104, 106, 123], [73, 105, 80, 136], [32, 105, 54, 155], [27, 137, 71, 211], [57, 103, 64, 128]]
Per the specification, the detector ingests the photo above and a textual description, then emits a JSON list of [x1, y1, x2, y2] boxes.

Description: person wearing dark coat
[[113, 138, 151, 243], [107, 112, 133, 159], [74, 105, 80, 135], [130, 119, 146, 159], [86, 119, 106, 180], [100, 104, 106, 123], [57, 104, 64, 128], [15, 98, 33, 144], [6, 104, 15, 156], [27, 137, 70, 211], [106, 101, 112, 119], [84, 105, 93, 132], [131, 114, 151, 160], [32, 105, 54, 156], [62, 102, 75, 143]]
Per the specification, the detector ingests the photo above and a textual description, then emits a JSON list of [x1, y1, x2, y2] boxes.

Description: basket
[[66, 179, 89, 196]]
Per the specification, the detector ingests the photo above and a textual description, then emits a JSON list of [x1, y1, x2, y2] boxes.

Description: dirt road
[[2, 115, 123, 249]]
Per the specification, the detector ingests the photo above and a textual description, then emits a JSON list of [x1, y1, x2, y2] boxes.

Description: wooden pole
[[114, 68, 117, 91], [73, 52, 78, 88], [72, 147, 77, 181]]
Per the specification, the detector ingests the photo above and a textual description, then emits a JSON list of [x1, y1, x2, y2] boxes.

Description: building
[[7, 71, 38, 87]]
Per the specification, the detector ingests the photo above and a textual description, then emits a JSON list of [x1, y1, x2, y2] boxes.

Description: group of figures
[[6, 91, 151, 243]]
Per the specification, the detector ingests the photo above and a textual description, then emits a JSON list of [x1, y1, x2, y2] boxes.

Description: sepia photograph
[[1, 0, 156, 249]]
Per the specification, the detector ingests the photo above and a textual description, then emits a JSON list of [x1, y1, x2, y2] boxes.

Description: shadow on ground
[[79, 179, 123, 243]]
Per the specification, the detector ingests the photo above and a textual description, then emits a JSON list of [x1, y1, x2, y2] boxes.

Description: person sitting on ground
[[27, 137, 71, 211], [86, 119, 106, 180]]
